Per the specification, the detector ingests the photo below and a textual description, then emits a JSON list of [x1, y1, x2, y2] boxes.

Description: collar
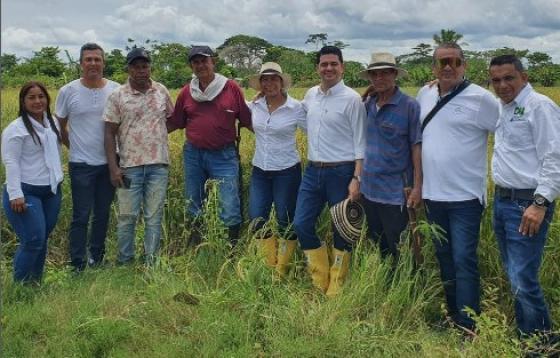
[[318, 80, 345, 96], [373, 87, 403, 106], [255, 95, 298, 110], [125, 78, 154, 94], [507, 83, 532, 108]]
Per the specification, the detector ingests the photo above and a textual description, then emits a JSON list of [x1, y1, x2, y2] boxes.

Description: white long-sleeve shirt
[[302, 80, 366, 162], [1, 114, 63, 200], [492, 83, 560, 201], [248, 95, 306, 171]]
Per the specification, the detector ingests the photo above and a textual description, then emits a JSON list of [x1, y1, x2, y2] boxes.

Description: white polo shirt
[[492, 83, 560, 202], [248, 96, 306, 171], [417, 83, 499, 203], [302, 80, 366, 162], [55, 79, 120, 165]]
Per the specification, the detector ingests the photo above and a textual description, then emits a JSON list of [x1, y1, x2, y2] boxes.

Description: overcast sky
[[2, 0, 560, 64]]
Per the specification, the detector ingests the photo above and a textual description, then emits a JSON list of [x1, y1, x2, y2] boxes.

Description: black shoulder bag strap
[[421, 80, 471, 133]]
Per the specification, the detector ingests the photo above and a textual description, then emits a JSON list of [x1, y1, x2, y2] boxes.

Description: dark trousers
[[362, 198, 408, 258], [68, 162, 115, 268]]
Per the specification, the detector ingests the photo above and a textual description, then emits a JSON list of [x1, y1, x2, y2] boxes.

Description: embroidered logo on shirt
[[510, 106, 526, 121]]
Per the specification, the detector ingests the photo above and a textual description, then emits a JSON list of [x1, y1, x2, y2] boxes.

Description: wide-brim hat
[[330, 199, 366, 245], [359, 52, 408, 80], [248, 62, 292, 91]]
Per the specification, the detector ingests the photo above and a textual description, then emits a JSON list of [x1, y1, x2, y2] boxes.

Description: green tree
[[305, 33, 328, 50], [433, 29, 468, 46], [105, 49, 127, 83], [26, 46, 66, 78], [151, 42, 191, 89], [217, 35, 273, 76], [343, 61, 368, 88], [0, 54, 18, 74]]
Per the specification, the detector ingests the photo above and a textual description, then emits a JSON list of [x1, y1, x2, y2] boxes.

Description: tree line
[[1, 29, 559, 89]]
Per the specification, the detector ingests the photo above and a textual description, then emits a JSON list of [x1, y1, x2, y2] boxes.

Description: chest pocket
[[504, 119, 533, 149]]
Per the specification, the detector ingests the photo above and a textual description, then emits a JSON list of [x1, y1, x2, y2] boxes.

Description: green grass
[[1, 87, 560, 357]]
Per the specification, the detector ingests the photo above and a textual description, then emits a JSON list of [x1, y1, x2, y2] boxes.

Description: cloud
[[1, 0, 559, 63]]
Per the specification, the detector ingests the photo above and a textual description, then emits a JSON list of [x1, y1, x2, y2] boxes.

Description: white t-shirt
[[417, 83, 499, 203], [55, 79, 119, 165]]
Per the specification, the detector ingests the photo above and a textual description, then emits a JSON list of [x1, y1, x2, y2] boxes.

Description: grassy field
[[1, 86, 560, 357]]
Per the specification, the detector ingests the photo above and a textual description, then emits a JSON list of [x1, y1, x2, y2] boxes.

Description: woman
[[2, 81, 63, 283], [247, 62, 306, 276]]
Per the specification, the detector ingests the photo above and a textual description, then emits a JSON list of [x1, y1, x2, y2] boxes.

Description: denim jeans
[[184, 142, 241, 226], [294, 163, 354, 251], [248, 163, 301, 239], [3, 183, 62, 282], [493, 197, 555, 335], [424, 199, 484, 329], [68, 162, 115, 268], [116, 164, 168, 263]]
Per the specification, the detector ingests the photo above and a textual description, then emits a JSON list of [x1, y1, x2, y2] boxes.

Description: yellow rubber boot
[[326, 248, 351, 297], [303, 245, 330, 293], [275, 239, 297, 277], [257, 237, 277, 267]]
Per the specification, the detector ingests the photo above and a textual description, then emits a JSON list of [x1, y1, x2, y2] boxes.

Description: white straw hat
[[359, 52, 408, 80], [248, 62, 292, 91]]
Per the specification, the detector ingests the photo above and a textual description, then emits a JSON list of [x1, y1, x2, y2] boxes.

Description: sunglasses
[[435, 57, 464, 69]]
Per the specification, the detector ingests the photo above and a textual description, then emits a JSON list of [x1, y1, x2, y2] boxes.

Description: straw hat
[[359, 52, 408, 80], [330, 199, 366, 245], [248, 62, 292, 91]]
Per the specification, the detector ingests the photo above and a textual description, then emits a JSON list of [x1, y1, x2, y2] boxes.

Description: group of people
[[2, 41, 560, 343]]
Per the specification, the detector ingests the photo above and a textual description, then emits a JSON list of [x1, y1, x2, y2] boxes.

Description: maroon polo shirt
[[169, 80, 252, 149]]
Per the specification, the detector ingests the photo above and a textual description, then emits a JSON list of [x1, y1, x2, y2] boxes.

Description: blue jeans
[[425, 199, 484, 329], [248, 163, 301, 239], [68, 162, 115, 267], [184, 142, 241, 226], [116, 164, 168, 263], [294, 163, 354, 251], [3, 183, 62, 282], [493, 197, 555, 335]]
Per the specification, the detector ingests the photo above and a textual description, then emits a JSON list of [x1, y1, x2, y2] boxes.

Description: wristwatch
[[533, 194, 550, 208], [352, 175, 361, 183]]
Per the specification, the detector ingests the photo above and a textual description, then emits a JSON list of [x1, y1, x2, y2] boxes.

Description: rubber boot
[[228, 224, 240, 248], [303, 245, 330, 293], [275, 239, 297, 277], [326, 248, 351, 297], [257, 236, 277, 267]]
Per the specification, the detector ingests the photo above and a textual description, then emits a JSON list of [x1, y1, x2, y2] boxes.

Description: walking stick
[[235, 122, 244, 223], [404, 187, 424, 265]]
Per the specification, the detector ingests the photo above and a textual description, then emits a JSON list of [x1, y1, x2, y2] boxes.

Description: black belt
[[308, 161, 354, 168], [494, 185, 535, 201]]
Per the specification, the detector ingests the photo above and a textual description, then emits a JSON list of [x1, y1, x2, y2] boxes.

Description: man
[[55, 43, 120, 271], [104, 48, 173, 265], [359, 52, 422, 259], [293, 46, 366, 297], [416, 43, 500, 331], [489, 55, 560, 340], [168, 46, 251, 247]]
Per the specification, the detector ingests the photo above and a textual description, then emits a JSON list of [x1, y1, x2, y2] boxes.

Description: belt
[[494, 185, 535, 201], [308, 161, 354, 168]]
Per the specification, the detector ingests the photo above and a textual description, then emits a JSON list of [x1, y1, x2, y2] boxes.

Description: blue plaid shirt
[[361, 88, 421, 205]]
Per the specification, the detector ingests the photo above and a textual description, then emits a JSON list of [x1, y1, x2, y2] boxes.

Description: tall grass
[[1, 87, 560, 356]]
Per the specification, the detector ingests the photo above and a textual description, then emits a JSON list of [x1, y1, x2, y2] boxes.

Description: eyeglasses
[[435, 57, 463, 69]]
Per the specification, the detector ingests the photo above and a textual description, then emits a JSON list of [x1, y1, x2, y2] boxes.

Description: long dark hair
[[18, 81, 61, 145]]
